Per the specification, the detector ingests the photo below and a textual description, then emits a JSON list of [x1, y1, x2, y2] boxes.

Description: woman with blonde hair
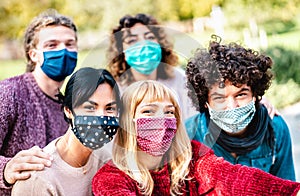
[[92, 80, 300, 196]]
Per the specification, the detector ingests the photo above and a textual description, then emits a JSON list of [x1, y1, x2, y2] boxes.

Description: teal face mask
[[124, 40, 162, 75]]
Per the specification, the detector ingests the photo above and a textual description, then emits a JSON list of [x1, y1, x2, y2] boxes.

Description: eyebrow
[[140, 103, 175, 108], [124, 31, 153, 39], [43, 39, 76, 45], [85, 100, 117, 107], [210, 87, 251, 97]]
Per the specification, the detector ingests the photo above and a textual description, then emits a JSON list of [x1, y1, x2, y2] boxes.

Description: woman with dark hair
[[92, 80, 300, 195], [185, 36, 295, 180], [107, 13, 197, 120], [12, 67, 120, 195]]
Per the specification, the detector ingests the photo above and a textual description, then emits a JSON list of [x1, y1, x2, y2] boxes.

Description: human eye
[[66, 40, 77, 49], [212, 96, 225, 103], [106, 106, 117, 113], [236, 92, 250, 100], [237, 93, 247, 97], [83, 105, 95, 111], [145, 31, 156, 40], [146, 35, 156, 40], [140, 106, 156, 116], [44, 42, 57, 49], [142, 109, 154, 114], [164, 110, 175, 117], [124, 37, 138, 45]]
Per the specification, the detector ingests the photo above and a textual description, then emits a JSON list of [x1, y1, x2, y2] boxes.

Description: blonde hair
[[113, 80, 192, 195]]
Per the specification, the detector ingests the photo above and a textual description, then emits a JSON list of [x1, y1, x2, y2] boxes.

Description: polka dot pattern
[[136, 117, 177, 156], [73, 115, 119, 150]]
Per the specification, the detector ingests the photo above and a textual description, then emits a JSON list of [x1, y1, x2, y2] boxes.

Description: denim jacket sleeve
[[271, 115, 296, 181], [185, 113, 208, 143]]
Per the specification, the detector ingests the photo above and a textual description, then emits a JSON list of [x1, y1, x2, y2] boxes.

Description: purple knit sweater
[[0, 73, 68, 195]]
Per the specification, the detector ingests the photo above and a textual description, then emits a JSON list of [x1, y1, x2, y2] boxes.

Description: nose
[[55, 43, 67, 51], [226, 98, 239, 110], [95, 109, 105, 116], [154, 109, 165, 118], [137, 35, 147, 43]]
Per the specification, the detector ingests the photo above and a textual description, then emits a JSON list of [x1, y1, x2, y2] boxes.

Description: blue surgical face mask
[[124, 40, 162, 75], [41, 48, 77, 81], [72, 115, 119, 150], [207, 99, 256, 133]]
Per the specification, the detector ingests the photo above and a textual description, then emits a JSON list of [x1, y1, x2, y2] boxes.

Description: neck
[[56, 129, 92, 167], [138, 150, 164, 171], [32, 68, 64, 100], [131, 69, 157, 81]]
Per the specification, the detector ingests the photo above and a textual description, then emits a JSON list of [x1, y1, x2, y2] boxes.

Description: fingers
[[260, 97, 279, 119], [4, 146, 52, 185], [6, 171, 32, 184], [18, 146, 53, 166]]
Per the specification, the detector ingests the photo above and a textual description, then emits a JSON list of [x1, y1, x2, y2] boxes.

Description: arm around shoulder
[[12, 173, 57, 196], [194, 147, 300, 195], [271, 115, 296, 180]]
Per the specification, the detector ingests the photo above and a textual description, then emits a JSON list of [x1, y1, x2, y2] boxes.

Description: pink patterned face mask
[[136, 117, 177, 156]]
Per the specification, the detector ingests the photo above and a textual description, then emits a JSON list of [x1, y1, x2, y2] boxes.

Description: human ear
[[64, 107, 74, 120], [28, 49, 39, 63]]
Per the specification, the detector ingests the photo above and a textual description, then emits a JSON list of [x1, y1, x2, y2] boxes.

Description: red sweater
[[92, 140, 300, 195]]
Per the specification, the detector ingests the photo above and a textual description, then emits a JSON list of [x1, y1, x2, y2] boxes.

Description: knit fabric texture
[[0, 73, 68, 195], [11, 137, 112, 196], [92, 140, 300, 196]]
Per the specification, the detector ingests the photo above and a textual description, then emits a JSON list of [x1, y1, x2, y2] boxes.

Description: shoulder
[[92, 161, 137, 195], [93, 161, 126, 181], [272, 115, 289, 131], [191, 140, 212, 161], [185, 113, 207, 138], [0, 74, 26, 94], [43, 138, 60, 155], [272, 115, 291, 141], [12, 171, 56, 195], [172, 67, 186, 79], [185, 113, 203, 126]]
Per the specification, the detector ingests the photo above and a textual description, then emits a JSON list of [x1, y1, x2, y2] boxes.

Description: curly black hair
[[186, 36, 273, 112], [107, 13, 178, 86]]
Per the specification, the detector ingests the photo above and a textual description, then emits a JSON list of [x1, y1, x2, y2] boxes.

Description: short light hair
[[113, 80, 192, 195], [24, 9, 77, 72]]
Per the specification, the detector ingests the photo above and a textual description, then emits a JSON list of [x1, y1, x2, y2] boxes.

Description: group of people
[[0, 9, 299, 196]]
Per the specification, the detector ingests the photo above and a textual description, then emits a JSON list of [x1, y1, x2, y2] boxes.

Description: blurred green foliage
[[3, 0, 299, 40], [264, 46, 300, 85]]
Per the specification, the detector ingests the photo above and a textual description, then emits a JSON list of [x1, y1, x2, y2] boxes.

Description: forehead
[[209, 81, 251, 95], [36, 25, 76, 43], [122, 23, 151, 37], [137, 98, 173, 108], [90, 83, 115, 100]]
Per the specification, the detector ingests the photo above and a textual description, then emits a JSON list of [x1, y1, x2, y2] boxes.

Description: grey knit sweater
[[0, 72, 68, 195]]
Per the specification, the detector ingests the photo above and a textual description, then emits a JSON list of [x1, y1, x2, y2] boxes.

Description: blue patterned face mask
[[124, 40, 162, 75], [72, 115, 119, 150], [41, 48, 77, 81], [207, 99, 256, 133]]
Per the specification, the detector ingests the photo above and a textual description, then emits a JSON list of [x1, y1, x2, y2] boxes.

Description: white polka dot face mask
[[73, 115, 119, 150]]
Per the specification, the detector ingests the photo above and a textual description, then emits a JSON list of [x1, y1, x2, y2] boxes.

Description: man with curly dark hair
[[106, 13, 197, 120], [185, 36, 295, 181]]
